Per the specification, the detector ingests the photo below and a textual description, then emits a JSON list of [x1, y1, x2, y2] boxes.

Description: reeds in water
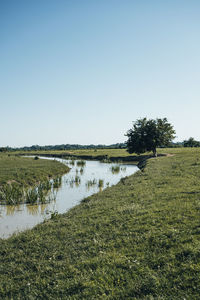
[[0, 175, 62, 205], [67, 175, 81, 188], [53, 176, 62, 188], [85, 179, 97, 188], [77, 160, 86, 167], [98, 179, 104, 188], [110, 165, 120, 174], [0, 184, 25, 205]]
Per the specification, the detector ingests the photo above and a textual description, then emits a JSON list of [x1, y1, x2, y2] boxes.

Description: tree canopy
[[125, 118, 176, 156], [183, 137, 200, 147]]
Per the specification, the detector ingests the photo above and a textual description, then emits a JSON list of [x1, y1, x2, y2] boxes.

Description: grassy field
[[15, 148, 133, 158], [0, 154, 69, 187], [15, 148, 172, 163], [0, 154, 69, 204], [1, 147, 200, 298]]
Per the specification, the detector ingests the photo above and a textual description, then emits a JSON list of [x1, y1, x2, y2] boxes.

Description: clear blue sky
[[1, 0, 200, 147]]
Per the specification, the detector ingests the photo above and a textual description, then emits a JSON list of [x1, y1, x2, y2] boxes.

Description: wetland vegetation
[[1, 148, 200, 298], [0, 156, 137, 238], [0, 154, 69, 205]]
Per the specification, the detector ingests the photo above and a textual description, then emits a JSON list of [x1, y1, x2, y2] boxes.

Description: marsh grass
[[76, 160, 86, 167], [1, 148, 200, 298], [110, 165, 120, 174], [98, 179, 104, 188], [86, 178, 108, 191], [100, 158, 112, 163], [0, 176, 62, 205], [0, 154, 69, 205], [53, 176, 62, 189], [69, 160, 75, 166], [74, 175, 81, 184], [120, 166, 127, 172], [26, 188, 38, 204], [67, 175, 81, 188], [0, 184, 25, 205], [85, 179, 97, 189], [80, 167, 84, 175]]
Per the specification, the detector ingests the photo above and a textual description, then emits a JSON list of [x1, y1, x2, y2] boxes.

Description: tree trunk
[[153, 148, 157, 157]]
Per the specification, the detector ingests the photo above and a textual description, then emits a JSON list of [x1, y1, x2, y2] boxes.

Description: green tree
[[0, 147, 8, 152], [125, 118, 176, 157], [183, 137, 200, 147]]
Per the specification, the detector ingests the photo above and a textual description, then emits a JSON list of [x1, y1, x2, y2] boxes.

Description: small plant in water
[[86, 179, 97, 189], [111, 165, 120, 174], [53, 176, 62, 189], [0, 176, 60, 206], [98, 179, 104, 188], [101, 158, 111, 163], [69, 160, 75, 166], [75, 175, 81, 184], [67, 175, 81, 187], [77, 160, 86, 167], [26, 188, 38, 204], [0, 184, 25, 205], [121, 166, 127, 172]]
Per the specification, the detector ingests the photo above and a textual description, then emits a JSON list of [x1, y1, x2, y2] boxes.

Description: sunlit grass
[[0, 154, 69, 204]]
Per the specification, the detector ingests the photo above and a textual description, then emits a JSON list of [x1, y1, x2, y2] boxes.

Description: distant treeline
[[0, 139, 199, 152], [0, 143, 127, 152], [183, 137, 200, 147]]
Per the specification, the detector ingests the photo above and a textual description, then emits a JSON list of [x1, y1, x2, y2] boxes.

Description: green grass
[[14, 147, 178, 162], [1, 148, 200, 298], [0, 154, 69, 187], [15, 148, 136, 158], [0, 154, 69, 204]]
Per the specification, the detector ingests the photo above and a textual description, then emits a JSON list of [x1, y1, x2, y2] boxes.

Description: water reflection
[[0, 158, 138, 238], [26, 204, 47, 216], [1, 203, 50, 217], [6, 205, 21, 215]]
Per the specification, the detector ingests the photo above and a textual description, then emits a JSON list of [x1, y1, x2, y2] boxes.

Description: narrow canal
[[0, 157, 138, 238]]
